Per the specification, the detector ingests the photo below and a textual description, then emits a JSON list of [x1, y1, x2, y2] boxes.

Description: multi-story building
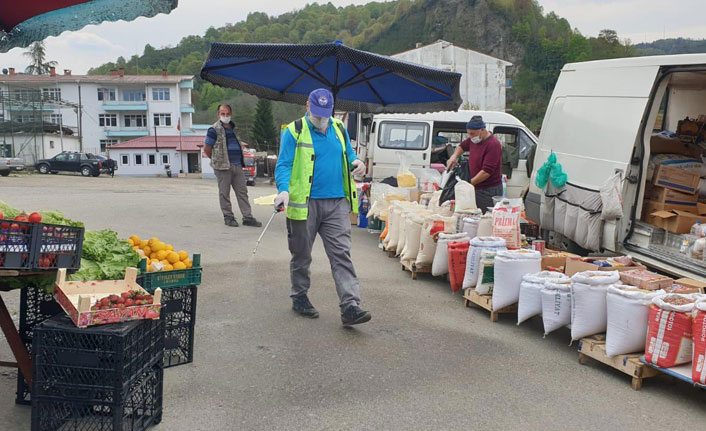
[[392, 40, 512, 112], [0, 67, 201, 160]]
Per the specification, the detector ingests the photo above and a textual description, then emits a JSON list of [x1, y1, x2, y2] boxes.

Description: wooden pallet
[[463, 289, 517, 322], [387, 249, 397, 258], [400, 259, 431, 280], [640, 359, 706, 390], [577, 335, 658, 391]]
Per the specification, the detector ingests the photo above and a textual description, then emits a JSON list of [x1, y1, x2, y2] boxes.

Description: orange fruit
[[178, 250, 188, 261], [173, 261, 186, 270], [167, 252, 179, 264]]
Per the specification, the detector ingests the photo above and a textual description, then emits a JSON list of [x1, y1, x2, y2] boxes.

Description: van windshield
[[378, 122, 429, 150], [243, 157, 255, 166]]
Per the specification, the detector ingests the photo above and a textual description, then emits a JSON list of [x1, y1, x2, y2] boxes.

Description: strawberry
[[121, 292, 130, 299], [100, 298, 109, 307], [146, 297, 153, 304], [108, 294, 119, 303], [125, 299, 134, 307]]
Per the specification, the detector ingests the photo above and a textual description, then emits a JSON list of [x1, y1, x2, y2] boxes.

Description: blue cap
[[466, 115, 486, 130], [308, 88, 334, 118]]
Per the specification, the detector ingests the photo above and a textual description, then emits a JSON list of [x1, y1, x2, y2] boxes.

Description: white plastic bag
[[475, 250, 501, 295], [476, 214, 493, 237], [492, 250, 542, 311], [541, 279, 573, 335], [518, 271, 569, 325], [400, 215, 424, 261], [416, 215, 457, 266], [463, 236, 507, 290], [396, 211, 411, 255], [570, 271, 621, 341], [431, 232, 469, 276], [600, 172, 623, 220], [461, 216, 481, 240], [454, 178, 477, 211], [605, 285, 665, 357], [396, 151, 417, 188]]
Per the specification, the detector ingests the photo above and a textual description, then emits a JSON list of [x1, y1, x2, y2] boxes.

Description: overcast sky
[[0, 0, 704, 74]]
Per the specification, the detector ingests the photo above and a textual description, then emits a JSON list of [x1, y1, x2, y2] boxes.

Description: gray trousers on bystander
[[214, 164, 253, 220], [286, 198, 361, 312]]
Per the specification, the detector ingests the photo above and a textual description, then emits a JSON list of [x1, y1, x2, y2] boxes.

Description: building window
[[152, 88, 170, 101], [134, 154, 143, 165], [49, 141, 55, 149], [99, 114, 118, 127], [123, 89, 146, 102], [120, 154, 129, 165], [124, 114, 147, 127], [148, 154, 156, 165], [45, 114, 63, 125], [161, 153, 169, 164], [97, 88, 116, 101], [42, 88, 61, 101], [153, 113, 172, 127], [16, 114, 36, 123], [12, 89, 36, 102], [99, 139, 118, 152]]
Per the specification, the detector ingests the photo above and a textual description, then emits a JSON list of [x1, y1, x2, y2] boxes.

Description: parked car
[[243, 151, 256, 186], [0, 157, 25, 176], [35, 152, 102, 177]]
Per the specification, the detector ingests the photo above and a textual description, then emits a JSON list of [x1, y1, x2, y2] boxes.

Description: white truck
[[525, 54, 706, 281], [351, 110, 538, 198]]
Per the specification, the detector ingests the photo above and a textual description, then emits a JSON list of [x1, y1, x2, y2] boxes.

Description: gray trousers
[[476, 184, 503, 214], [214, 165, 253, 219], [286, 198, 361, 311]]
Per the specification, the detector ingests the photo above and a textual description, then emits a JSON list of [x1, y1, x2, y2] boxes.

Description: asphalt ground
[[1, 174, 705, 430]]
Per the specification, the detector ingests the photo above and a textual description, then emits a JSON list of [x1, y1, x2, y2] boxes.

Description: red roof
[[108, 136, 204, 152]]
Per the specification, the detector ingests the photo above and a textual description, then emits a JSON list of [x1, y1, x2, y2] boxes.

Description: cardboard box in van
[[645, 184, 698, 206], [652, 165, 700, 195], [564, 257, 645, 277], [642, 201, 697, 226], [647, 209, 706, 234], [650, 135, 702, 158]]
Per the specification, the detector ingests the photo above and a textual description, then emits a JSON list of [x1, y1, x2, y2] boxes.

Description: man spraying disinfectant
[[274, 88, 371, 326]]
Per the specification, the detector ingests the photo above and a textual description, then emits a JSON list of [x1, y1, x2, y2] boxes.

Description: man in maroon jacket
[[446, 115, 503, 213]]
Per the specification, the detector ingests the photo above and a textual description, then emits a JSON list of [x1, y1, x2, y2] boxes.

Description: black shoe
[[242, 216, 262, 227], [341, 305, 371, 326], [224, 217, 239, 227], [292, 295, 319, 318]]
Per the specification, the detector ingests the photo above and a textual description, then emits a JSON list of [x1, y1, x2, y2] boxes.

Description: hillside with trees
[[89, 0, 646, 145]]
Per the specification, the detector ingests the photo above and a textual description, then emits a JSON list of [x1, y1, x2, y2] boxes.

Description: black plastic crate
[[160, 285, 197, 368], [32, 363, 163, 431], [30, 223, 84, 271], [16, 286, 64, 405], [32, 315, 164, 404], [520, 222, 540, 240], [0, 219, 35, 270]]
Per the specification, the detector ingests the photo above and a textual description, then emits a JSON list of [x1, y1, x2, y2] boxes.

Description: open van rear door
[[371, 120, 431, 181]]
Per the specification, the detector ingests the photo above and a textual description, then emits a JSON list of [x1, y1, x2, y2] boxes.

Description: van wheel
[[0, 171, 9, 177], [81, 166, 92, 177]]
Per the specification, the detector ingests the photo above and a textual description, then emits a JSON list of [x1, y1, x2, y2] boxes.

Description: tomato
[[0, 222, 8, 229], [0, 210, 3, 219], [10, 223, 19, 231], [28, 212, 42, 223], [14, 213, 28, 223]]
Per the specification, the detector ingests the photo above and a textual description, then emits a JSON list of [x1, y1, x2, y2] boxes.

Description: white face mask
[[308, 113, 328, 130], [220, 116, 231, 124], [470, 136, 482, 144]]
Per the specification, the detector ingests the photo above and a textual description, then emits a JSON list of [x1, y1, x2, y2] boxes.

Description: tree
[[252, 99, 277, 153], [23, 41, 57, 75]]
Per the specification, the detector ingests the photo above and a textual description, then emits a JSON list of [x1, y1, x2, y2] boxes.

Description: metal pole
[[154, 125, 159, 153], [77, 83, 83, 152]]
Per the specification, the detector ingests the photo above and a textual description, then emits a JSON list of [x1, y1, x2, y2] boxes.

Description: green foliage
[[252, 99, 277, 153], [636, 38, 706, 56], [23, 41, 57, 75], [90, 0, 651, 137]]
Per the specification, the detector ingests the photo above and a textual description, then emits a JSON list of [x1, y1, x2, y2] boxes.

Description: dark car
[[35, 152, 102, 177]]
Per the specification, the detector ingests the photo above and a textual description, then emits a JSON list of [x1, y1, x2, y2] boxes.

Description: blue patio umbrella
[[200, 41, 462, 114], [0, 0, 178, 53]]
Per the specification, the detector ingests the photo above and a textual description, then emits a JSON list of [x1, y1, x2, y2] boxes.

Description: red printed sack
[[447, 241, 470, 293], [645, 295, 699, 368], [693, 302, 706, 384]]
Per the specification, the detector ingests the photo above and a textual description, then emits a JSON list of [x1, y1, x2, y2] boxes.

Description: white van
[[352, 110, 538, 198], [526, 54, 706, 281]]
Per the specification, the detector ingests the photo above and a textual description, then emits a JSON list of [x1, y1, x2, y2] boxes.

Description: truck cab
[[525, 54, 706, 281], [353, 110, 538, 198]]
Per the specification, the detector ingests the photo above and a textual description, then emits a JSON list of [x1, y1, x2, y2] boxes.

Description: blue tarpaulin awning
[[200, 41, 463, 114]]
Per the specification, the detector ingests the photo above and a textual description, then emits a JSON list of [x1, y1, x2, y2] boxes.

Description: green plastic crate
[[137, 254, 202, 292]]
